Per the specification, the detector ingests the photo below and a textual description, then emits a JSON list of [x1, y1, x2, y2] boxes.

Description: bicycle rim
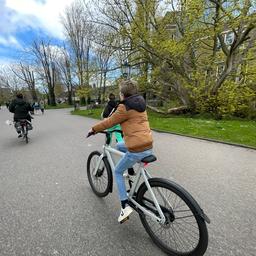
[[137, 179, 208, 256], [87, 151, 112, 197]]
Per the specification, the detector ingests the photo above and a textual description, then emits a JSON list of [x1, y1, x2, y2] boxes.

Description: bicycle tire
[[136, 178, 208, 256], [21, 126, 26, 142], [25, 126, 28, 143], [87, 151, 112, 197]]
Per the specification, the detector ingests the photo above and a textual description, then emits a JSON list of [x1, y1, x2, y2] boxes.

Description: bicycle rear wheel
[[21, 126, 28, 144], [25, 134, 28, 143], [87, 151, 112, 197], [25, 126, 28, 143], [136, 178, 208, 256]]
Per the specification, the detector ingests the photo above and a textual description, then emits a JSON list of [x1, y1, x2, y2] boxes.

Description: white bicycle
[[86, 130, 210, 256]]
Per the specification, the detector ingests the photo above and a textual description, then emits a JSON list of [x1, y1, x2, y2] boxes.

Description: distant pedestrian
[[40, 100, 45, 114], [6, 102, 10, 109], [33, 101, 40, 114]]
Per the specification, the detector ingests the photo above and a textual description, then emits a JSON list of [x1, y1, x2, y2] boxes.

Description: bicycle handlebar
[[99, 130, 123, 134], [86, 129, 123, 138]]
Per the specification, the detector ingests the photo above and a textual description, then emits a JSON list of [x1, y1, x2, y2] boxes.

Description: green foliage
[[77, 86, 91, 105], [77, 86, 91, 98], [126, 0, 256, 118], [45, 103, 73, 109], [192, 80, 256, 119], [217, 81, 256, 118]]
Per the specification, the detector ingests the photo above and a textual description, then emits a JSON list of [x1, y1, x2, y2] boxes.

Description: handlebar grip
[[86, 131, 95, 138]]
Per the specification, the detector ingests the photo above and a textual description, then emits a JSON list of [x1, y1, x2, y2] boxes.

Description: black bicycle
[[15, 119, 32, 143]]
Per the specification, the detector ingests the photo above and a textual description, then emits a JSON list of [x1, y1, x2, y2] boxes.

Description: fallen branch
[[147, 105, 189, 115]]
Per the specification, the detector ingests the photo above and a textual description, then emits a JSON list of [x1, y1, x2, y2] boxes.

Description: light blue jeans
[[115, 142, 152, 201]]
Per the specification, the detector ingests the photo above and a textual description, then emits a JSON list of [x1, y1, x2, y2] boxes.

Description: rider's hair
[[119, 79, 138, 98], [16, 93, 23, 99], [108, 93, 115, 101]]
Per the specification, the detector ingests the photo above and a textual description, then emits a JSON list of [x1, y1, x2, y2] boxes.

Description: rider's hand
[[87, 128, 95, 138]]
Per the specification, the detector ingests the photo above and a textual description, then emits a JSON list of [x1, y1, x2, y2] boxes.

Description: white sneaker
[[118, 206, 133, 223]]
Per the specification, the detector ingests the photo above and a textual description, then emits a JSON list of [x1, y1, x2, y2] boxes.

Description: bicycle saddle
[[141, 155, 157, 163]]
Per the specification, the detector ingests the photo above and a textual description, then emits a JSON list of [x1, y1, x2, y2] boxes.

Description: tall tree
[[62, 0, 94, 88], [0, 66, 22, 94], [56, 46, 74, 105], [11, 63, 38, 101], [30, 40, 58, 106]]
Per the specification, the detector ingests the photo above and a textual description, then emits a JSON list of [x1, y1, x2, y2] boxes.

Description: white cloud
[[0, 35, 21, 48], [4, 0, 77, 39]]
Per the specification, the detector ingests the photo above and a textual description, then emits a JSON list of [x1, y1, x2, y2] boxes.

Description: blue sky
[[0, 0, 76, 65]]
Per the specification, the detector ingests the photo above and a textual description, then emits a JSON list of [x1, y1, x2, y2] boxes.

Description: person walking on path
[[6, 101, 10, 109], [33, 102, 40, 115], [40, 100, 45, 115]]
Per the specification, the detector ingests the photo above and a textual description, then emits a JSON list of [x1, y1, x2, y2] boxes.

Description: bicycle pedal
[[119, 216, 129, 224]]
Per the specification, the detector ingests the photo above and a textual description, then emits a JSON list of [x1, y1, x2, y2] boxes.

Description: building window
[[217, 64, 225, 76], [216, 37, 221, 50], [225, 32, 234, 45]]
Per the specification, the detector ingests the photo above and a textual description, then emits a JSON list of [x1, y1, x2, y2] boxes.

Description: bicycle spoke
[[89, 155, 109, 193], [173, 198, 187, 211], [175, 214, 195, 219], [172, 223, 196, 250], [140, 183, 203, 254], [175, 224, 198, 247], [173, 221, 199, 239], [170, 224, 185, 252]]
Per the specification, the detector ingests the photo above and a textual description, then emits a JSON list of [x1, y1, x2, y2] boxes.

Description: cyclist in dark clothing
[[9, 93, 33, 137], [102, 93, 118, 118], [101, 93, 122, 142]]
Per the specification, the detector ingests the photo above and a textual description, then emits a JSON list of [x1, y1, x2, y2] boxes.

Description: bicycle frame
[[93, 144, 166, 224]]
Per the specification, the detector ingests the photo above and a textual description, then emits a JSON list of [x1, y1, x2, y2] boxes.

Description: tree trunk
[[80, 97, 86, 105], [211, 54, 235, 95], [48, 87, 56, 106], [147, 105, 189, 115], [102, 71, 107, 103], [31, 88, 38, 101], [47, 94, 50, 105], [67, 90, 73, 105]]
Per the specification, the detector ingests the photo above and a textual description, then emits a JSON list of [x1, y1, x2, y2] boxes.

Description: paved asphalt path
[[0, 108, 255, 256]]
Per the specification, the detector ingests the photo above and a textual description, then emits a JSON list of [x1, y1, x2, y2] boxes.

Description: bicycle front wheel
[[87, 151, 112, 197], [136, 178, 208, 256]]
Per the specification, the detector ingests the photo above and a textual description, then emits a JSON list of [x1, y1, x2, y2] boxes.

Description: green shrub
[[217, 81, 256, 118]]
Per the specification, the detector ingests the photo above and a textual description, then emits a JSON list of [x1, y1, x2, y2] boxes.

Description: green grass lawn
[[45, 103, 74, 109], [72, 109, 256, 148]]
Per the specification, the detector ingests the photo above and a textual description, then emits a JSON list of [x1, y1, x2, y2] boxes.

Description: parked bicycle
[[87, 130, 210, 256]]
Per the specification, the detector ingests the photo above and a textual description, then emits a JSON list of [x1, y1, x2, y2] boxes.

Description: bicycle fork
[[93, 154, 105, 176]]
